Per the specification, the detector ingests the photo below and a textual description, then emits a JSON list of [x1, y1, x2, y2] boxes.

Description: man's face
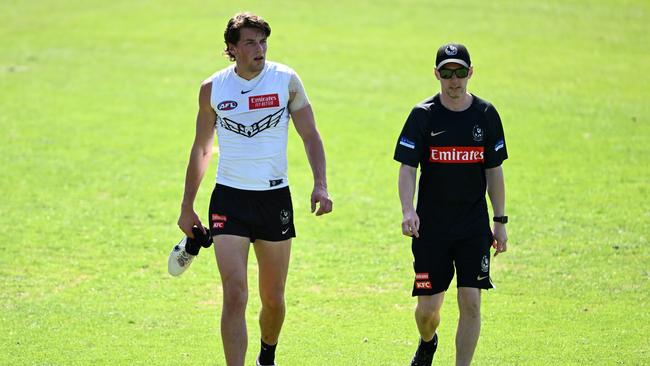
[[229, 27, 267, 73], [435, 63, 473, 99]]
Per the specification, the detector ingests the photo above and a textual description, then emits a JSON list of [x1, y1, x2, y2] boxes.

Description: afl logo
[[217, 100, 238, 111], [445, 45, 458, 56]]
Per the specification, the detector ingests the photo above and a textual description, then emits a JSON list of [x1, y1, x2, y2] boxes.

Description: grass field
[[1, 0, 649, 365]]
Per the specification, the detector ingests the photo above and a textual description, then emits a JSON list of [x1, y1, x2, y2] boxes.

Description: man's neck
[[235, 65, 263, 81], [439, 92, 472, 112]]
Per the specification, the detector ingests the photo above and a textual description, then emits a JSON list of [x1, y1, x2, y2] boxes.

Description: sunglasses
[[439, 67, 469, 79]]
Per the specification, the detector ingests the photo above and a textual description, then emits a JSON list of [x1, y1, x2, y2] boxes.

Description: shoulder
[[266, 61, 297, 76], [208, 65, 235, 84], [470, 94, 497, 114], [198, 78, 214, 109], [411, 94, 441, 116]]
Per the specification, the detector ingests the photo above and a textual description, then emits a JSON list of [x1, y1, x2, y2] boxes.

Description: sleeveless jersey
[[210, 61, 294, 190]]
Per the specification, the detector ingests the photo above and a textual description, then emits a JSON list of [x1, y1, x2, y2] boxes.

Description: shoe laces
[[176, 250, 191, 267]]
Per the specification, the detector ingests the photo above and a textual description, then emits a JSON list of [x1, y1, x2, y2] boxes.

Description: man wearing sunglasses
[[394, 43, 509, 366]]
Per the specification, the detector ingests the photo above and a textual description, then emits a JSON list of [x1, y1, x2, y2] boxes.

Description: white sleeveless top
[[209, 61, 294, 190]]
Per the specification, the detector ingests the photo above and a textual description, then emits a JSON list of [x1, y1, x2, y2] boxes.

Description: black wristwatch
[[493, 216, 508, 224]]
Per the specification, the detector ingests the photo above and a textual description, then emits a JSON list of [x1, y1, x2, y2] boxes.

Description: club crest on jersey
[[430, 146, 484, 163], [249, 93, 280, 110], [472, 125, 484, 142], [217, 100, 238, 111], [481, 255, 489, 272], [218, 108, 285, 138]]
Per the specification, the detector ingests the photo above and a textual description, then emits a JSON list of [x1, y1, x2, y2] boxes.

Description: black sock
[[185, 226, 212, 255], [419, 333, 438, 352], [259, 339, 277, 365]]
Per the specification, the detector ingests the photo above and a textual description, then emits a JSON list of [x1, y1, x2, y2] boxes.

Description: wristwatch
[[493, 216, 508, 224]]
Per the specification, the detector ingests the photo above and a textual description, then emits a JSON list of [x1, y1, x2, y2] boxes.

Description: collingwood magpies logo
[[218, 108, 285, 138], [445, 45, 458, 56]]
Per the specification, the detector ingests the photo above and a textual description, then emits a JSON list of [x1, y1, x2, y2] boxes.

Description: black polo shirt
[[394, 93, 508, 239]]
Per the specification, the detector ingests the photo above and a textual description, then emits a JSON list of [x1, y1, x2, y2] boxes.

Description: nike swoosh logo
[[282, 228, 290, 235], [477, 275, 489, 281], [241, 89, 252, 94], [431, 130, 446, 137]]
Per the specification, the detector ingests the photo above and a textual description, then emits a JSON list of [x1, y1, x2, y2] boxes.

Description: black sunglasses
[[439, 67, 469, 79]]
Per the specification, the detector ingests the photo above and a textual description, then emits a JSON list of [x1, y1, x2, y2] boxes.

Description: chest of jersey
[[426, 109, 487, 164], [211, 67, 290, 139]]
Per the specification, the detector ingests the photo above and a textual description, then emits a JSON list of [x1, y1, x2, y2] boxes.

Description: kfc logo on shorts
[[212, 214, 227, 229], [249, 94, 280, 110], [415, 281, 432, 289], [415, 273, 429, 280], [430, 146, 484, 163]]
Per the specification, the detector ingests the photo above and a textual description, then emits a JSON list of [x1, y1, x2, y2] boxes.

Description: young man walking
[[175, 12, 332, 366]]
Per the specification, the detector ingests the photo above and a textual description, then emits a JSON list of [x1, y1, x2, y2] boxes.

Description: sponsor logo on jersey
[[249, 93, 280, 110], [415, 281, 432, 289], [415, 273, 429, 280], [270, 179, 284, 187], [472, 124, 484, 142], [494, 139, 504, 152], [213, 222, 224, 229], [429, 146, 484, 163], [399, 136, 416, 149], [218, 108, 285, 138], [217, 100, 238, 111]]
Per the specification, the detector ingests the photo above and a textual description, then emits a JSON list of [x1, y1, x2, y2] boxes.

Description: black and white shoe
[[167, 226, 212, 276], [410, 333, 438, 366], [167, 236, 195, 276]]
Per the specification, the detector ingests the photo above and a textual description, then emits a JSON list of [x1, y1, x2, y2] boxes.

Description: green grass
[[1, 0, 649, 364]]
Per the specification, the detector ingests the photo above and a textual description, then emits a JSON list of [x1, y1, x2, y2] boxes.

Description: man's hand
[[177, 208, 205, 238], [492, 223, 508, 256], [311, 186, 333, 216], [402, 209, 420, 238]]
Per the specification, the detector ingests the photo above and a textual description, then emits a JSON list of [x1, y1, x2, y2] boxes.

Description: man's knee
[[458, 289, 481, 318], [223, 283, 248, 312], [260, 291, 285, 312], [415, 297, 442, 321]]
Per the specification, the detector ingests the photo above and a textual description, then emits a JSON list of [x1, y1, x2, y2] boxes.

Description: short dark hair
[[223, 12, 271, 61]]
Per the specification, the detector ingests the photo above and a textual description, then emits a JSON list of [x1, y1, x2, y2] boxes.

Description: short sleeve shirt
[[393, 94, 508, 238]]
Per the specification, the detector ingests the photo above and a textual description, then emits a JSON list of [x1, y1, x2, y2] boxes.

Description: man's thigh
[[253, 239, 292, 295], [213, 235, 251, 284]]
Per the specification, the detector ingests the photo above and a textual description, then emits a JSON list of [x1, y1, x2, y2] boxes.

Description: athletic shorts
[[411, 233, 494, 296], [208, 184, 296, 242]]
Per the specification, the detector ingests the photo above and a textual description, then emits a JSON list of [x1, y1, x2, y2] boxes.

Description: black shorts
[[208, 184, 296, 242], [411, 233, 494, 296]]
